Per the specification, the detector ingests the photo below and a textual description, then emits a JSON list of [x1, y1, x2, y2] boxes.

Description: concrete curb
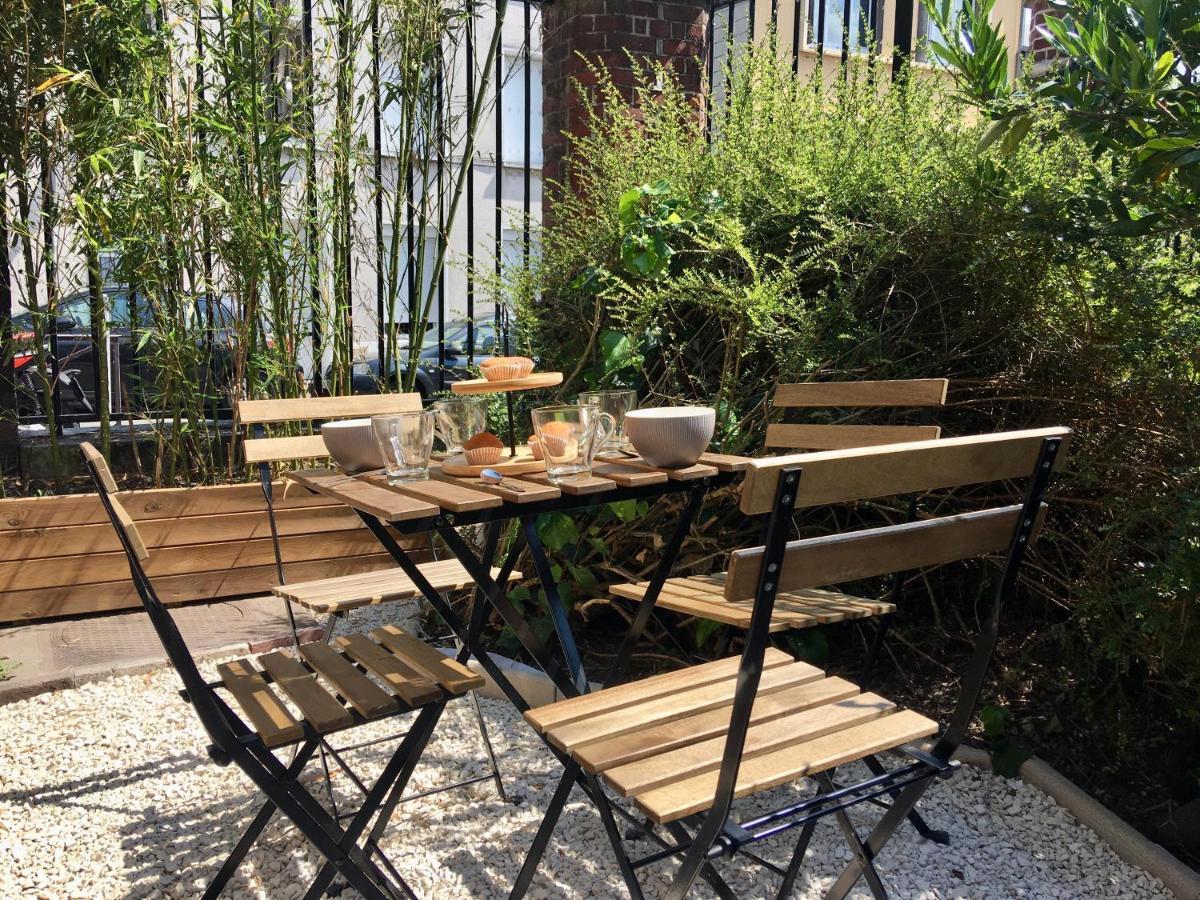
[[0, 626, 323, 706], [951, 745, 1200, 900]]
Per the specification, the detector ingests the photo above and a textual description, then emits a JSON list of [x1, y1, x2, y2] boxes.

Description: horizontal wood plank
[[370, 625, 484, 694], [217, 659, 304, 748], [591, 463, 669, 487], [0, 554, 396, 622], [0, 528, 389, 593], [634, 709, 939, 823], [541, 662, 824, 753], [696, 452, 754, 472], [772, 379, 949, 409], [594, 454, 717, 481], [256, 650, 354, 733], [574, 676, 861, 773], [430, 468, 560, 504], [764, 423, 941, 451], [606, 692, 896, 796], [521, 471, 618, 495], [287, 469, 440, 522], [243, 435, 331, 464], [334, 634, 442, 707], [0, 480, 341, 532], [0, 506, 365, 563], [726, 505, 1031, 600], [236, 393, 422, 425], [364, 473, 502, 513], [300, 642, 399, 718], [739, 427, 1072, 515], [526, 649, 794, 733]]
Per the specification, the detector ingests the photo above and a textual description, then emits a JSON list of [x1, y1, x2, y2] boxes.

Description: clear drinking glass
[[532, 404, 616, 484], [432, 397, 487, 455], [578, 389, 638, 452], [371, 411, 435, 483]]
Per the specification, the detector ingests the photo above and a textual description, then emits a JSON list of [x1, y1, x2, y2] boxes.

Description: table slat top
[[286, 451, 753, 519]]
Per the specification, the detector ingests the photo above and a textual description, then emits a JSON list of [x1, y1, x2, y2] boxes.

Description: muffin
[[538, 420, 578, 461], [480, 356, 535, 381], [527, 434, 544, 460], [463, 431, 505, 465]]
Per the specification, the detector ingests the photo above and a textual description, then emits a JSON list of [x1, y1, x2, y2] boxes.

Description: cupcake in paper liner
[[527, 434, 544, 460], [480, 356, 535, 381], [463, 431, 505, 465], [538, 421, 578, 462]]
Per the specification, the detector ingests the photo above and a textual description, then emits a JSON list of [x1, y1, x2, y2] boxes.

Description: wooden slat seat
[[217, 628, 485, 748], [611, 576, 894, 630], [524, 653, 937, 824], [272, 558, 521, 614]]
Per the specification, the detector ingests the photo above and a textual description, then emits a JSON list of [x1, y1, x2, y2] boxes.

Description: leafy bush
[[513, 44, 1200, 826]]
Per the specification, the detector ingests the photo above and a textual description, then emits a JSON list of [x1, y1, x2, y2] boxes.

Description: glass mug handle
[[582, 411, 616, 466]]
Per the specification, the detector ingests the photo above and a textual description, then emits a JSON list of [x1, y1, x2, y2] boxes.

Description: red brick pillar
[[541, 0, 709, 191]]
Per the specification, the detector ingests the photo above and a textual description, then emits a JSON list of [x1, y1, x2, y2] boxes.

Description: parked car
[[8, 288, 253, 419], [328, 319, 503, 397]]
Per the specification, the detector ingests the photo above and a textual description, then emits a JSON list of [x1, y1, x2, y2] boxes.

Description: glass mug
[[532, 404, 616, 484], [371, 411, 435, 484], [578, 389, 637, 452], [432, 397, 487, 455]]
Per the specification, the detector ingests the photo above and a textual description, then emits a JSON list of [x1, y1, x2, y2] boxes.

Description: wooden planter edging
[[0, 480, 399, 623]]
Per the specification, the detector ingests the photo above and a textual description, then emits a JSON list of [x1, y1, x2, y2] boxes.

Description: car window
[[108, 291, 152, 328], [60, 295, 92, 330]]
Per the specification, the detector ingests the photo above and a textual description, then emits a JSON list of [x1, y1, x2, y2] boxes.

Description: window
[[1020, 5, 1033, 51], [382, 227, 440, 326], [270, 24, 302, 120], [917, 0, 966, 61], [499, 51, 543, 166], [808, 0, 878, 51]]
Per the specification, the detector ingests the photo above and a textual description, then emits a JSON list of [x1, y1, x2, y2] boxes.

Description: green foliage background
[[513, 46, 1200, 826]]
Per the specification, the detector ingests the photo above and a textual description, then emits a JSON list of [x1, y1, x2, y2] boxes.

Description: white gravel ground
[[0, 606, 1172, 898]]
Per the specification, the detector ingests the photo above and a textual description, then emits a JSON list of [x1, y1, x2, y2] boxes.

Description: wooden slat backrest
[[739, 427, 1072, 515], [236, 394, 422, 426], [763, 423, 941, 451], [765, 379, 948, 451], [236, 393, 422, 466], [771, 378, 949, 409], [724, 504, 1045, 601], [80, 442, 149, 562]]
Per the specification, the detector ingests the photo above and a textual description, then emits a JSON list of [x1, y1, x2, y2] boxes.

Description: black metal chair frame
[[245, 416, 508, 811], [82, 451, 453, 900], [507, 433, 1064, 900]]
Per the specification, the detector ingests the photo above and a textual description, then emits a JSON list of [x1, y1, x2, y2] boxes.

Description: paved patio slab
[[0, 597, 321, 703]]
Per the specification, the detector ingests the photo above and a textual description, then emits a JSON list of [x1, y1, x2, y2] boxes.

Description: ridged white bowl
[[624, 407, 715, 468], [321, 418, 384, 472]]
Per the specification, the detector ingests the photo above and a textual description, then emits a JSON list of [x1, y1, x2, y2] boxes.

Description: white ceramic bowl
[[321, 418, 384, 472], [624, 407, 715, 468]]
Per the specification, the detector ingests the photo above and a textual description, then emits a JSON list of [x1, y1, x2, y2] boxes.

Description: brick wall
[[541, 0, 709, 190], [1022, 0, 1059, 69]]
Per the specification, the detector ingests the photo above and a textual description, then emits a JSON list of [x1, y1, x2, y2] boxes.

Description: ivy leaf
[[608, 499, 638, 522], [537, 512, 578, 552]]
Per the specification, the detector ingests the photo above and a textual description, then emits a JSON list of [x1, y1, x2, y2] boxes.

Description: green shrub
[[513, 43, 1200, 817]]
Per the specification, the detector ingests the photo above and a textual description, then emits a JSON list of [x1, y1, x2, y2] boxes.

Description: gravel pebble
[[0, 630, 1172, 898]]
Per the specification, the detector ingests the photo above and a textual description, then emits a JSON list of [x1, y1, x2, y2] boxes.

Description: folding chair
[[613, 378, 949, 642], [512, 426, 1069, 899], [80, 442, 481, 899], [234, 394, 511, 802]]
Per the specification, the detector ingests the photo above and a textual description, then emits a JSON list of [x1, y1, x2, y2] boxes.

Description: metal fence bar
[[373, 0, 386, 380], [466, 1, 477, 363], [494, 0, 505, 337], [522, 0, 532, 268]]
